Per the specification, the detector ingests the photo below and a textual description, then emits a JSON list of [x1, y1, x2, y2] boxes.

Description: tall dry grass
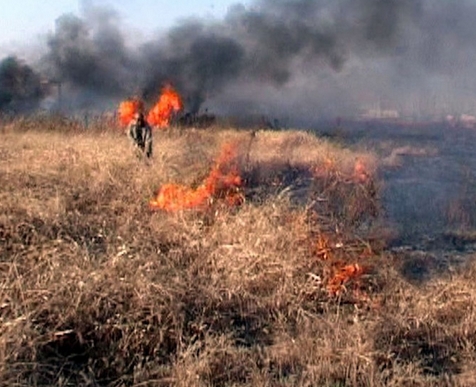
[[0, 118, 474, 386]]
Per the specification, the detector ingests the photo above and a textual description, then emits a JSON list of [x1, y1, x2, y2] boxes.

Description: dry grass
[[0, 117, 474, 386]]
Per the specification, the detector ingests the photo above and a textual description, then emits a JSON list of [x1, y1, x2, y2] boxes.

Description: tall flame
[[147, 84, 183, 128], [150, 143, 243, 212], [118, 98, 144, 126]]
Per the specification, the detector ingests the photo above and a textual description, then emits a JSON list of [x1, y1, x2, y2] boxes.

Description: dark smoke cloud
[[44, 7, 138, 106], [16, 0, 476, 120], [0, 56, 45, 113], [141, 22, 245, 113]]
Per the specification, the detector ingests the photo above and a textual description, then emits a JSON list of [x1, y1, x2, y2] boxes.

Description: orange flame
[[313, 158, 337, 179], [150, 143, 243, 212], [327, 263, 364, 296], [315, 234, 333, 260], [353, 159, 371, 184], [147, 84, 183, 128], [118, 98, 144, 126]]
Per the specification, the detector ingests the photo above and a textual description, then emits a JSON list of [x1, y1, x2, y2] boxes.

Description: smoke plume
[[0, 56, 45, 113], [7, 0, 476, 121]]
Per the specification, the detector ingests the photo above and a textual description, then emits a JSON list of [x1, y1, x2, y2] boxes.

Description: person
[[127, 112, 152, 158]]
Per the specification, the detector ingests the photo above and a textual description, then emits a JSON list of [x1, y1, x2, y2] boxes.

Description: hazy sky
[[0, 0, 248, 55]]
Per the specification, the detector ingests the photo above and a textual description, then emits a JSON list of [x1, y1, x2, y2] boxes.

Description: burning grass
[[149, 142, 243, 212], [0, 118, 473, 386]]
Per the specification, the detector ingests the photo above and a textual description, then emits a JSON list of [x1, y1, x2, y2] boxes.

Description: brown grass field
[[1, 116, 476, 386]]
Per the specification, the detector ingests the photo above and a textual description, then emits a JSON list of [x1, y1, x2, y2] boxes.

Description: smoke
[[140, 22, 245, 114], [0, 56, 45, 113], [7, 0, 476, 120], [43, 7, 139, 110]]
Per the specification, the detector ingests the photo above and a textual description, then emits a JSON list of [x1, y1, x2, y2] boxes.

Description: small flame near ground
[[150, 143, 243, 212], [314, 235, 370, 298], [147, 84, 184, 128], [313, 158, 372, 184], [118, 98, 144, 126], [327, 263, 365, 296], [310, 157, 376, 299], [353, 158, 371, 184]]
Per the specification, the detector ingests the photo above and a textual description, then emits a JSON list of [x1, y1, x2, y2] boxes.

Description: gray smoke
[[140, 22, 245, 114], [0, 56, 45, 113], [21, 0, 476, 120], [43, 7, 139, 110]]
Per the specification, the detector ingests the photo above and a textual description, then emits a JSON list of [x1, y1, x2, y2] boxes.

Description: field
[[1, 117, 476, 386]]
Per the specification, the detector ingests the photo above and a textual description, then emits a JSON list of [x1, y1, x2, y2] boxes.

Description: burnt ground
[[313, 119, 476, 263]]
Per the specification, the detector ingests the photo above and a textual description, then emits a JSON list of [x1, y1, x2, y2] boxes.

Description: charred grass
[[0, 118, 475, 386]]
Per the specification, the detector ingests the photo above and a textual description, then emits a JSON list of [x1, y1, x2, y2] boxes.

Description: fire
[[353, 159, 371, 184], [327, 263, 365, 296], [118, 98, 144, 126], [147, 84, 183, 128], [313, 157, 337, 179], [150, 143, 243, 212], [315, 233, 333, 260]]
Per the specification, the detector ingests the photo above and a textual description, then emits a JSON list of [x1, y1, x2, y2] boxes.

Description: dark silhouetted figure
[[128, 112, 152, 158]]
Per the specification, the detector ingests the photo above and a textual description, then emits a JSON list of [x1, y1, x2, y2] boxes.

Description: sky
[[0, 0, 249, 56]]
